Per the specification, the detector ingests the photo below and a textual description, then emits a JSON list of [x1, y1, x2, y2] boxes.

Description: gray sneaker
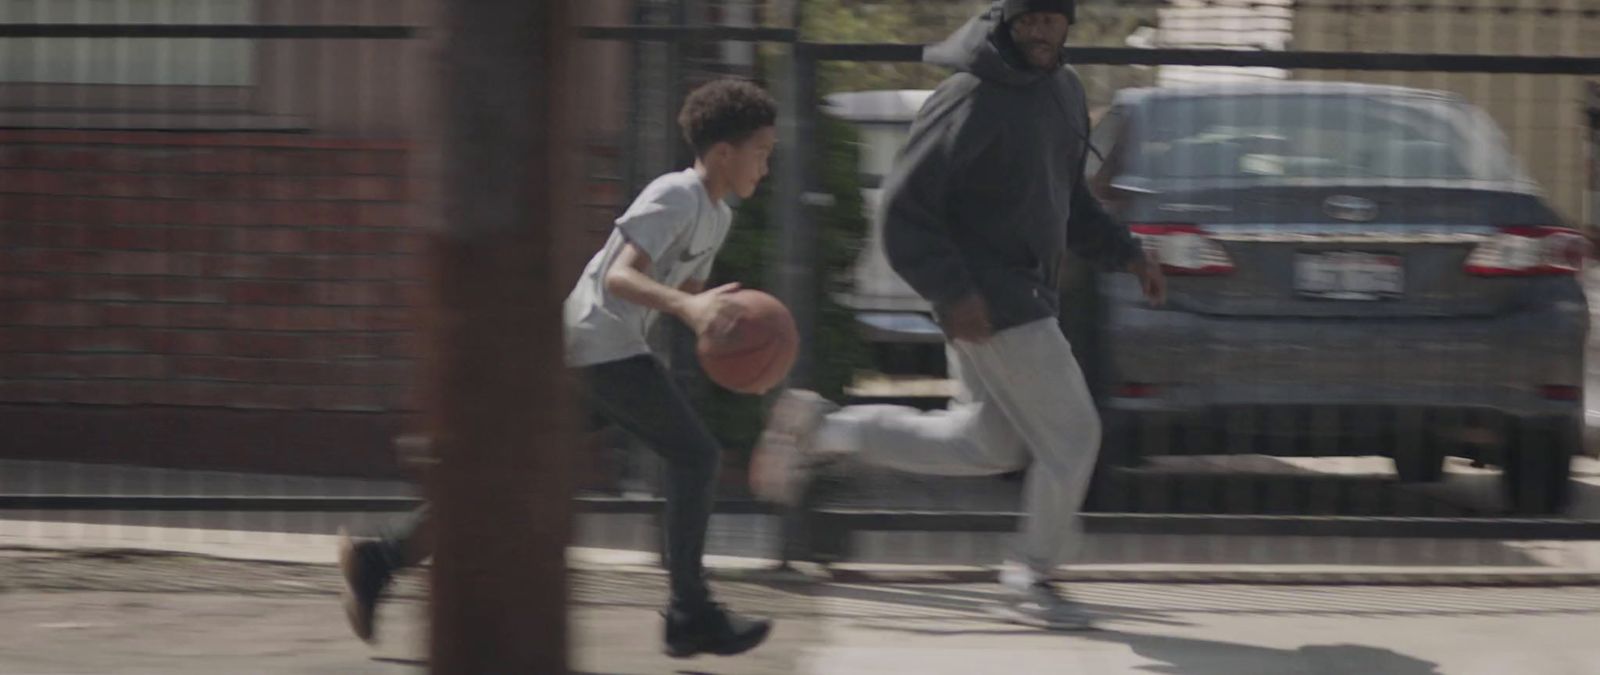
[[990, 581, 1096, 631], [749, 390, 837, 505]]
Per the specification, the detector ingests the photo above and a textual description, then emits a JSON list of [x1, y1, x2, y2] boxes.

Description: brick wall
[[0, 130, 424, 476]]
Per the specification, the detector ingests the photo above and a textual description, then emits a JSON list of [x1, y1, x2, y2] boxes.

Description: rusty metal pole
[[427, 1, 577, 673]]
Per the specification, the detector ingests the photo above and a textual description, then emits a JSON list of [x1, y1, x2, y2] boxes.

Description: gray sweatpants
[[818, 318, 1101, 576]]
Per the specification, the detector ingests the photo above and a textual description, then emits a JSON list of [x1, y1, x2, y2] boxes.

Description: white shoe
[[749, 390, 837, 506], [990, 581, 1096, 631]]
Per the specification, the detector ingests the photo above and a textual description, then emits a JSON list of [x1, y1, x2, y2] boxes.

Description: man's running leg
[[750, 344, 1028, 504], [754, 319, 1102, 630], [954, 320, 1102, 630]]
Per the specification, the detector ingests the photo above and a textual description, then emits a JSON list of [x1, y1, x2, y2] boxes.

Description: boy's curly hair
[[678, 79, 778, 157]]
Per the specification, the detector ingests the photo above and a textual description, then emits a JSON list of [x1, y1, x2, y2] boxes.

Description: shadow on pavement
[[1087, 632, 1442, 675], [801, 581, 1446, 674]]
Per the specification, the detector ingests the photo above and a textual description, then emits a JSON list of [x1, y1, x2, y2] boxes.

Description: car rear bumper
[[1101, 403, 1577, 460], [1110, 384, 1581, 419], [1103, 294, 1587, 421]]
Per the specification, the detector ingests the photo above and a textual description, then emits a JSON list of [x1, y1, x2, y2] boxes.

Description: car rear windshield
[[1127, 93, 1533, 185]]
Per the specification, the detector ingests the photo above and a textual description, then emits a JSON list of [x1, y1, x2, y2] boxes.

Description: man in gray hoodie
[[751, 0, 1165, 630]]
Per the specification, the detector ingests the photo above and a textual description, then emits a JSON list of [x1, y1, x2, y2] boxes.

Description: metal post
[[659, 0, 694, 571], [771, 40, 822, 567], [772, 44, 818, 389], [1586, 82, 1600, 230], [428, 1, 577, 673]]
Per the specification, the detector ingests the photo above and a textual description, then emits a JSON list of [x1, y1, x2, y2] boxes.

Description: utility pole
[[428, 1, 577, 672]]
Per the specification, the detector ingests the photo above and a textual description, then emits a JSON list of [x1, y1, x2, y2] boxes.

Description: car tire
[[1085, 412, 1141, 511], [1097, 411, 1144, 469], [1502, 417, 1577, 515], [1392, 439, 1446, 483]]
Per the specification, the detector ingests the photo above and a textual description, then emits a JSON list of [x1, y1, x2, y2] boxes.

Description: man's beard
[[1019, 41, 1060, 68]]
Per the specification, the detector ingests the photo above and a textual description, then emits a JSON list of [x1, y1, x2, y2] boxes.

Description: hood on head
[[1002, 0, 1077, 24], [922, 1, 1058, 86]]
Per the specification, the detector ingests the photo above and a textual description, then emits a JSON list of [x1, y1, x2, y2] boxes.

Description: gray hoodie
[[882, 2, 1141, 332]]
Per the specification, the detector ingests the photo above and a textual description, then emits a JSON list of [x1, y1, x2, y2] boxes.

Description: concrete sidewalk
[[9, 513, 1600, 586], [9, 456, 1600, 583], [2, 549, 1600, 674]]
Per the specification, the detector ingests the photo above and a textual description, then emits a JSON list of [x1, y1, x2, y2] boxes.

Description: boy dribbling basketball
[[338, 79, 779, 658]]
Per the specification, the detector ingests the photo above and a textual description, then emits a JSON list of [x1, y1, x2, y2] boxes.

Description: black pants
[[368, 355, 723, 611]]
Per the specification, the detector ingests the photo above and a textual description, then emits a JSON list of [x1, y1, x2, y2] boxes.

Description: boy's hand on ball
[[683, 282, 745, 339]]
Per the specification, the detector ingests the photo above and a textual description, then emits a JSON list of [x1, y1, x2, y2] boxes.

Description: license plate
[[1294, 251, 1404, 299]]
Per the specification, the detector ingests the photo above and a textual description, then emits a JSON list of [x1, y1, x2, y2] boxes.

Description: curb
[[10, 542, 1600, 588], [821, 565, 1600, 586], [568, 551, 1600, 586]]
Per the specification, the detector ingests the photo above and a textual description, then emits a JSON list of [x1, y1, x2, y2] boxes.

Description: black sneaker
[[338, 528, 393, 643], [662, 603, 773, 658]]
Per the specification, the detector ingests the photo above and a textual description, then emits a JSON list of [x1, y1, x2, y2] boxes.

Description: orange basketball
[[696, 290, 798, 395]]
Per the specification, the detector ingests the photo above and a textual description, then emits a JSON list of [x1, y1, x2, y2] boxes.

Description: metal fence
[[581, 3, 1600, 570], [3, 2, 1600, 579]]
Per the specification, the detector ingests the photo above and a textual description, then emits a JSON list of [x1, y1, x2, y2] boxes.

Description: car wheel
[[1085, 412, 1141, 510], [1502, 417, 1577, 515], [1097, 411, 1144, 469], [1392, 439, 1446, 483]]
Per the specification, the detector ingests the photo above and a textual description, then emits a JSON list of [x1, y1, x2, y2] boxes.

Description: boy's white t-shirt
[[564, 169, 733, 368]]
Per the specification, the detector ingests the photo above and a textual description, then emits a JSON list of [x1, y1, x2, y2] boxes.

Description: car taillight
[[1129, 223, 1235, 275], [1464, 226, 1588, 277], [1113, 383, 1162, 398], [1540, 385, 1582, 401]]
